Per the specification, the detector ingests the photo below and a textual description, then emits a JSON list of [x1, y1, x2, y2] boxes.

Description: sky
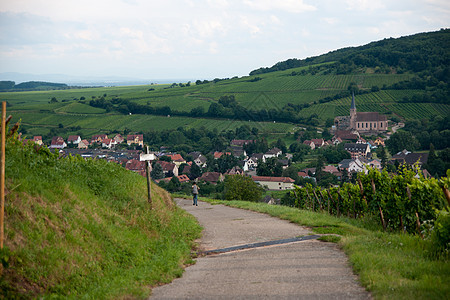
[[0, 0, 449, 81]]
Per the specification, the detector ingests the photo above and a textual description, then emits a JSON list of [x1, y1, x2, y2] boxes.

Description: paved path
[[150, 199, 371, 299]]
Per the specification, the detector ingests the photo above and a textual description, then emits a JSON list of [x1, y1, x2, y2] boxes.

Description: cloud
[[243, 0, 316, 13], [345, 0, 385, 11]]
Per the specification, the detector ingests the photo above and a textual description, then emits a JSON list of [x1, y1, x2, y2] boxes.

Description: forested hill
[[0, 80, 68, 91], [250, 29, 450, 76]]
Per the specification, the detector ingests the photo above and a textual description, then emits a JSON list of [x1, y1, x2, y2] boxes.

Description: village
[[22, 125, 429, 194]]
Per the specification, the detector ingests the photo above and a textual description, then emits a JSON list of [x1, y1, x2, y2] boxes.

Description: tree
[[167, 176, 181, 192], [223, 175, 264, 202], [190, 163, 202, 179], [376, 146, 388, 168], [385, 131, 420, 155], [151, 162, 164, 180]]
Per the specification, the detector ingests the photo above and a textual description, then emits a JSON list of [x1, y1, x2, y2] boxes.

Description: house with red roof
[[127, 134, 144, 146], [252, 176, 295, 190], [67, 135, 81, 145], [33, 136, 43, 145], [125, 159, 147, 177]]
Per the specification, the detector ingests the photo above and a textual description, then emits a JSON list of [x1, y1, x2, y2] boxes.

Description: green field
[[2, 65, 448, 136]]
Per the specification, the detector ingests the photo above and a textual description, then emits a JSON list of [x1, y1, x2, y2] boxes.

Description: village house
[[252, 176, 295, 190], [198, 172, 224, 184], [389, 149, 429, 168], [91, 134, 108, 144], [78, 139, 90, 149], [101, 138, 115, 149], [160, 174, 190, 184], [303, 140, 316, 150], [194, 155, 207, 168], [338, 158, 366, 173], [33, 136, 43, 145], [167, 153, 186, 167], [226, 166, 244, 175], [373, 137, 385, 147], [360, 158, 382, 170], [263, 147, 282, 160], [230, 146, 247, 158], [67, 135, 81, 145], [113, 134, 124, 144], [230, 139, 254, 147], [49, 136, 67, 149], [311, 139, 325, 148], [125, 159, 147, 177], [344, 143, 371, 159], [155, 160, 179, 177], [213, 151, 231, 159], [127, 134, 144, 147]]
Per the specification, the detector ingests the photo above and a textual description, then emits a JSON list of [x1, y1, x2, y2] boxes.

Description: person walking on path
[[192, 182, 199, 206]]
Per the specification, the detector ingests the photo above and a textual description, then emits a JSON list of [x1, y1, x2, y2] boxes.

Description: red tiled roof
[[168, 154, 184, 161], [68, 135, 80, 142], [125, 159, 146, 171], [252, 176, 294, 183]]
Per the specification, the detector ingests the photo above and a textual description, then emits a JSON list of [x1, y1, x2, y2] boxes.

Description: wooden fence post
[[145, 146, 152, 207], [1, 102, 6, 249], [313, 189, 323, 211]]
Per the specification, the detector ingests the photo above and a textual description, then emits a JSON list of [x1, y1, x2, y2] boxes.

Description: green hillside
[[1, 134, 201, 298], [1, 29, 449, 138]]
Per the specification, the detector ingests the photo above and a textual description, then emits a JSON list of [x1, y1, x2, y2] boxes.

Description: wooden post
[[306, 190, 314, 211], [415, 212, 424, 239], [145, 146, 152, 207], [326, 189, 334, 215], [441, 187, 450, 207], [336, 188, 342, 217], [313, 189, 322, 211], [1, 102, 6, 249], [379, 206, 386, 230]]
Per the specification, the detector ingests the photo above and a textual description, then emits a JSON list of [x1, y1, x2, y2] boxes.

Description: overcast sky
[[1, 0, 449, 80]]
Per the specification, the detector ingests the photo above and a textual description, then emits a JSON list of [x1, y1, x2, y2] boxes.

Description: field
[[2, 65, 448, 137]]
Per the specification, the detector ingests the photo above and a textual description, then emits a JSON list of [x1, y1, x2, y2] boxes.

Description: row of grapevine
[[288, 166, 449, 234]]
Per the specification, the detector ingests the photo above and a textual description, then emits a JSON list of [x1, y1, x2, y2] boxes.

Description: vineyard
[[286, 166, 449, 249]]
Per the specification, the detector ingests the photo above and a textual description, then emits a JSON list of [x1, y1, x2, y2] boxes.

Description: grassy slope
[[200, 198, 449, 299], [4, 66, 448, 137], [1, 137, 202, 298]]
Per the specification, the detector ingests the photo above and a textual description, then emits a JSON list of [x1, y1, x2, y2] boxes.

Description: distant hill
[[0, 80, 68, 91], [5, 29, 450, 139], [250, 29, 449, 76]]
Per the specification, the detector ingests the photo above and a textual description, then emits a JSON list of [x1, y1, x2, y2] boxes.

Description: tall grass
[[1, 136, 201, 298]]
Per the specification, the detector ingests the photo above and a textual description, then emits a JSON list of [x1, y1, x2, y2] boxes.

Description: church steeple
[[350, 92, 356, 110], [350, 92, 357, 130]]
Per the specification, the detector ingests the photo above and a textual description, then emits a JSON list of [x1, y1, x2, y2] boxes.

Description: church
[[334, 93, 388, 134]]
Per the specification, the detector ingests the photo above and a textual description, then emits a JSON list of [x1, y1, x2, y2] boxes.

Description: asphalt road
[[150, 198, 371, 299]]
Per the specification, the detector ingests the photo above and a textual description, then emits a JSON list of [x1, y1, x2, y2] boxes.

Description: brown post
[[336, 188, 342, 217], [313, 189, 322, 211], [441, 187, 450, 207], [379, 206, 386, 230], [399, 215, 404, 232], [0, 102, 6, 249], [145, 146, 152, 207], [306, 190, 314, 211], [326, 189, 334, 215], [415, 212, 424, 239]]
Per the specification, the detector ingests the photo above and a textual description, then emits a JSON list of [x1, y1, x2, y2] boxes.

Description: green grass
[[199, 198, 449, 299], [1, 138, 202, 298], [3, 67, 448, 134]]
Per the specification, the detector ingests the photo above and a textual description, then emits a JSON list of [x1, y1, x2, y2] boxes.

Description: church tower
[[349, 92, 357, 130]]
